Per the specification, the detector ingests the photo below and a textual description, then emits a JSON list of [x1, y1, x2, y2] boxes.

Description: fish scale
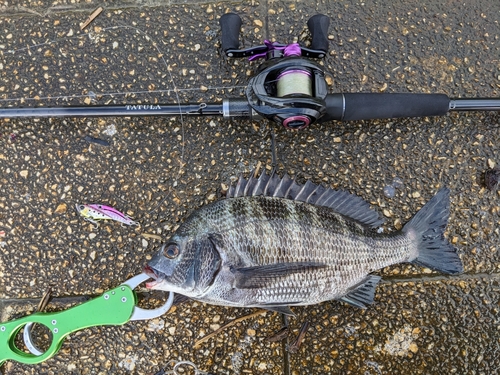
[[214, 199, 384, 302], [146, 172, 462, 315], [154, 195, 404, 303]]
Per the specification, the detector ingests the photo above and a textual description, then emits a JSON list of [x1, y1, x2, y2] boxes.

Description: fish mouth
[[143, 264, 165, 289]]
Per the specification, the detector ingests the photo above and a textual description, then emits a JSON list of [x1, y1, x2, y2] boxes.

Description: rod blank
[[0, 103, 224, 118], [449, 98, 500, 111]]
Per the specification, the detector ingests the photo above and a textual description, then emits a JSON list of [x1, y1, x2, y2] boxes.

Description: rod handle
[[307, 14, 330, 53], [220, 13, 242, 54], [319, 93, 450, 122]]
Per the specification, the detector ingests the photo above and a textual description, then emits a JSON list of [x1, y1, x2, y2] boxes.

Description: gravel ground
[[0, 0, 499, 374]]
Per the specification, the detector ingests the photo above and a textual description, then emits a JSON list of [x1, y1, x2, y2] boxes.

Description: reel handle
[[307, 14, 330, 53], [219, 13, 242, 54]]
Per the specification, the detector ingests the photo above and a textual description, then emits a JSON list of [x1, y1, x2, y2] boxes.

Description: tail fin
[[402, 188, 463, 274]]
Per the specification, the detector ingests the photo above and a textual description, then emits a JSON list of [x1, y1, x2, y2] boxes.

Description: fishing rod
[[0, 13, 499, 130]]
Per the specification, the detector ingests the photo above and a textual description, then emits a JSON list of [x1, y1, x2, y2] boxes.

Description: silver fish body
[[145, 172, 462, 314]]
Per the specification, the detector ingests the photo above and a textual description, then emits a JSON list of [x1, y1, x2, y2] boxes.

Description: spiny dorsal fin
[[226, 169, 384, 228]]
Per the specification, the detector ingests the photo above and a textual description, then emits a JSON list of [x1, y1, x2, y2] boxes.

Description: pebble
[[392, 177, 404, 189], [102, 124, 117, 136], [147, 318, 165, 332], [118, 355, 138, 371], [383, 185, 396, 198], [383, 325, 419, 356], [258, 362, 267, 371], [55, 203, 67, 214]]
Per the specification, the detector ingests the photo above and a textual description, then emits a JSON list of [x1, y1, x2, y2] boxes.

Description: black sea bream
[[145, 172, 462, 315]]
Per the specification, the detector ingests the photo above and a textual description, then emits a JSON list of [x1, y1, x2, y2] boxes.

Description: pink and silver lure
[[76, 204, 139, 227]]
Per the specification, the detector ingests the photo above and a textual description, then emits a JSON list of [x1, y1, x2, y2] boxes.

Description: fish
[[144, 171, 462, 315], [76, 204, 139, 227]]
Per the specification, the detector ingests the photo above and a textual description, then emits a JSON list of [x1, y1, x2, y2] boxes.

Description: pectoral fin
[[232, 262, 327, 289], [339, 275, 381, 309]]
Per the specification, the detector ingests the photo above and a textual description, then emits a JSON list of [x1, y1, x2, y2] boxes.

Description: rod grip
[[219, 13, 242, 53], [307, 14, 330, 53], [319, 93, 451, 122]]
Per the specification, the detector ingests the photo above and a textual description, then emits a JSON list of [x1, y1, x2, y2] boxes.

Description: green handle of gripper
[[0, 285, 136, 365]]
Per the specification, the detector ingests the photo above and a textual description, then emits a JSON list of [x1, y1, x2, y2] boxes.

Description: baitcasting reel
[[219, 13, 330, 129]]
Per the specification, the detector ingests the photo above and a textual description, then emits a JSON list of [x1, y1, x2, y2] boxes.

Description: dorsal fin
[[226, 169, 384, 228]]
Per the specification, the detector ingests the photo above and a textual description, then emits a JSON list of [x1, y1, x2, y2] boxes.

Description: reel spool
[[276, 67, 314, 129], [276, 68, 313, 98]]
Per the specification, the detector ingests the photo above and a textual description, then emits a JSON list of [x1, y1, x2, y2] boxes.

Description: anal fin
[[339, 275, 381, 309]]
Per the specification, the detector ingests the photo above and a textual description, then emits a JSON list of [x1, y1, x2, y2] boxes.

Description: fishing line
[[0, 24, 248, 104], [119, 22, 188, 217], [0, 22, 252, 220], [0, 19, 335, 218], [0, 85, 248, 104]]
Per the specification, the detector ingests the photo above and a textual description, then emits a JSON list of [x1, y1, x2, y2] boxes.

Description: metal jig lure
[[76, 203, 139, 227]]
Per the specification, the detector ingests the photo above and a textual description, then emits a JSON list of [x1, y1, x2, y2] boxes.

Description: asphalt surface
[[0, 0, 499, 374]]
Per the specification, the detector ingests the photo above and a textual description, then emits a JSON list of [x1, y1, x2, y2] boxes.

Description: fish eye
[[163, 244, 180, 259]]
